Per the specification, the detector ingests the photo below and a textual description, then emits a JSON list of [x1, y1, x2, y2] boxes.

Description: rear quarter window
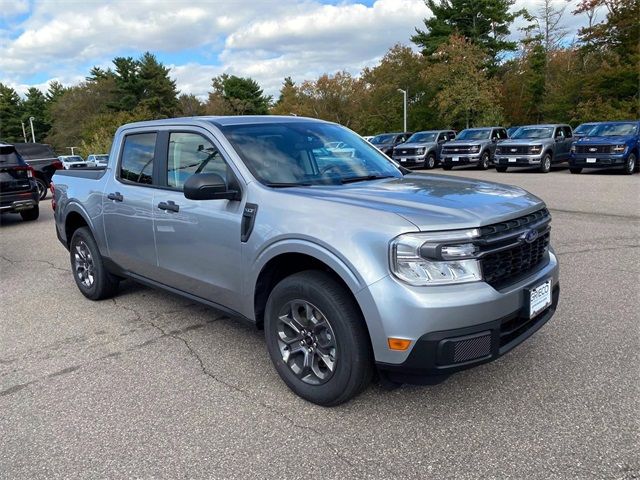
[[0, 146, 25, 166], [119, 133, 156, 185]]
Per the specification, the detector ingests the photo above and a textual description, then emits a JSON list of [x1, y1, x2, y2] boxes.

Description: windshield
[[511, 127, 553, 139], [456, 129, 491, 140], [95, 155, 109, 161], [574, 124, 597, 135], [63, 156, 85, 162], [406, 132, 437, 143], [589, 122, 638, 136], [221, 122, 403, 186], [370, 134, 394, 144]]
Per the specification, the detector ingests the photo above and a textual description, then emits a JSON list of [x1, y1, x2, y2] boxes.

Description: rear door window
[[120, 133, 156, 185]]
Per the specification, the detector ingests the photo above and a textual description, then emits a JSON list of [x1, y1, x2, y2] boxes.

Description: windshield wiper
[[264, 182, 313, 188], [340, 175, 396, 184]]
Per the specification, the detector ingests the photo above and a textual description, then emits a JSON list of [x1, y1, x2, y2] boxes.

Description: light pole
[[397, 88, 407, 132], [21, 122, 28, 143], [29, 117, 36, 143], [67, 146, 79, 155]]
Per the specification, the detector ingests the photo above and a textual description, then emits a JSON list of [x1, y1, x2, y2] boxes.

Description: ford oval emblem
[[522, 229, 539, 243]]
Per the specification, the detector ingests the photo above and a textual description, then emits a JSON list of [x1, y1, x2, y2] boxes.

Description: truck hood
[[394, 141, 436, 149], [576, 135, 634, 144], [498, 138, 551, 146], [444, 139, 487, 147], [284, 174, 544, 231]]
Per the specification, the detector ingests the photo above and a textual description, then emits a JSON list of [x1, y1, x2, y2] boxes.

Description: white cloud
[[1, 0, 589, 99], [0, 0, 28, 18]]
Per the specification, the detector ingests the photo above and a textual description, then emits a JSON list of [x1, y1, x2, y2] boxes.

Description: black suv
[[0, 143, 40, 221]]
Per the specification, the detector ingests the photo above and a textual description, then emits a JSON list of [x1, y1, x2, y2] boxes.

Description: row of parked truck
[[367, 120, 640, 175]]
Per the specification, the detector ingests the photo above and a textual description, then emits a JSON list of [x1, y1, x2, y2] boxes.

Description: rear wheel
[[623, 153, 636, 175], [496, 166, 508, 172], [539, 153, 552, 173], [570, 167, 582, 174], [34, 178, 48, 200], [20, 205, 39, 221], [478, 151, 490, 170], [264, 271, 373, 406], [69, 227, 119, 300], [425, 153, 436, 169]]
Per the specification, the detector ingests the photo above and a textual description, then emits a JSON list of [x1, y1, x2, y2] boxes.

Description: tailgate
[[0, 165, 32, 193]]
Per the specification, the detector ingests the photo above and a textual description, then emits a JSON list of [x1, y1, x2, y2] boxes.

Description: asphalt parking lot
[[1, 166, 638, 479]]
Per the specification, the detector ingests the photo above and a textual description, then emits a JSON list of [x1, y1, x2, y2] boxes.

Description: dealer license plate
[[509, 158, 516, 162], [452, 156, 459, 162], [529, 279, 552, 319], [399, 158, 407, 162], [586, 158, 596, 163]]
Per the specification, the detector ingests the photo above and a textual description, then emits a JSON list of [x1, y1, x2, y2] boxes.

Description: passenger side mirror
[[183, 173, 240, 201]]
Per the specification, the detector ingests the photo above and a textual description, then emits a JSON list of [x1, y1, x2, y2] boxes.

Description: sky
[[0, 0, 592, 99]]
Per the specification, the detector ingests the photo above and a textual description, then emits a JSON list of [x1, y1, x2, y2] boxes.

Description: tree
[[0, 83, 24, 142], [422, 35, 504, 129], [177, 94, 205, 116], [137, 52, 179, 117], [206, 74, 271, 115], [359, 44, 435, 133], [412, 0, 521, 71], [22, 87, 49, 142]]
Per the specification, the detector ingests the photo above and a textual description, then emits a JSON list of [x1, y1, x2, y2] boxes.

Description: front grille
[[575, 145, 611, 154], [497, 145, 529, 155], [442, 145, 475, 154], [478, 208, 551, 288], [394, 147, 417, 156]]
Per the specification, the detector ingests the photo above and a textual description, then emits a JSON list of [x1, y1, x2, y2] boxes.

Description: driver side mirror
[[184, 173, 240, 201]]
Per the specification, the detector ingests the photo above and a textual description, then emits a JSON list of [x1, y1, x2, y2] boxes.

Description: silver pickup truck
[[52, 116, 560, 405]]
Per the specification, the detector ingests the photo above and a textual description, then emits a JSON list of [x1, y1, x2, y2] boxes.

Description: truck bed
[[53, 167, 107, 180]]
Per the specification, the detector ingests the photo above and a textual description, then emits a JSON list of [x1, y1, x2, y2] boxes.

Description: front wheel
[[70, 227, 119, 300], [264, 271, 373, 406], [570, 167, 582, 174], [496, 166, 508, 172], [478, 151, 490, 170], [623, 153, 636, 175], [539, 153, 552, 173], [425, 153, 436, 169]]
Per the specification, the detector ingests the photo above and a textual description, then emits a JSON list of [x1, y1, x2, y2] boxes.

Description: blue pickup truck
[[569, 121, 639, 175]]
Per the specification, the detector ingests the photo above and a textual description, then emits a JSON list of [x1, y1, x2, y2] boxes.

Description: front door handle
[[107, 192, 123, 202], [157, 200, 180, 212]]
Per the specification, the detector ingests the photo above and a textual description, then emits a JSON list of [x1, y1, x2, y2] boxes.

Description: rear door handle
[[107, 192, 123, 202], [157, 200, 180, 212]]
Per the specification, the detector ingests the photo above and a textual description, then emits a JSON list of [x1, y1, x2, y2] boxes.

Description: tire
[[496, 166, 508, 172], [264, 270, 373, 406], [569, 167, 582, 174], [443, 165, 453, 171], [425, 153, 436, 169], [34, 178, 48, 200], [478, 151, 490, 170], [539, 153, 552, 173], [69, 227, 119, 300], [623, 153, 636, 175], [20, 205, 39, 221]]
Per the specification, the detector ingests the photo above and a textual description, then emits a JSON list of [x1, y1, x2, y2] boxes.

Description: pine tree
[[22, 87, 49, 142], [412, 0, 521, 72], [137, 52, 179, 117], [207, 74, 271, 115], [0, 83, 24, 142]]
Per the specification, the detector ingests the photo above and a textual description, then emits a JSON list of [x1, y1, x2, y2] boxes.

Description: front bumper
[[442, 154, 481, 165], [393, 154, 427, 166], [495, 153, 543, 166], [570, 153, 627, 168], [356, 251, 559, 380]]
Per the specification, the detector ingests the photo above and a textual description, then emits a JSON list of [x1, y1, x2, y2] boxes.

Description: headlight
[[469, 145, 480, 153], [529, 145, 543, 154], [570, 145, 576, 153], [390, 231, 482, 286], [613, 144, 626, 153], [496, 147, 502, 154], [416, 148, 425, 155]]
